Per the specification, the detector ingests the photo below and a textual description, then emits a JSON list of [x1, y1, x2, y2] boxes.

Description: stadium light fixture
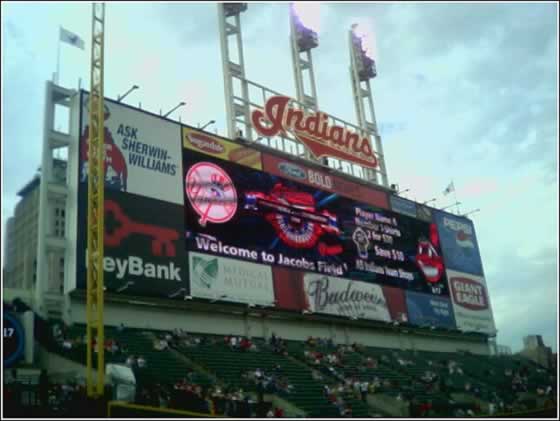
[[163, 101, 186, 118], [397, 188, 410, 196], [117, 84, 139, 103], [291, 2, 320, 52], [200, 120, 216, 131], [441, 201, 461, 211], [224, 2, 248, 17], [461, 208, 480, 217], [351, 19, 377, 81]]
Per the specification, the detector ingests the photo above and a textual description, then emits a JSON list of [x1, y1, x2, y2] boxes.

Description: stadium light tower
[[218, 3, 252, 142], [349, 19, 388, 187], [290, 2, 320, 112]]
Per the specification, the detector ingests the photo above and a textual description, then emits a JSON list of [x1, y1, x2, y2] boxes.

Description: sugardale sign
[[251, 96, 379, 169]]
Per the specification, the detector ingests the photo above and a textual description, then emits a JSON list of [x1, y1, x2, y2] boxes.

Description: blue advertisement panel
[[433, 210, 484, 276], [405, 291, 456, 329], [389, 195, 417, 219]]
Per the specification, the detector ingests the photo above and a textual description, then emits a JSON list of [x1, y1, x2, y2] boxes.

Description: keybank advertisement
[[79, 92, 183, 204], [76, 189, 189, 300], [189, 252, 274, 306], [405, 291, 456, 330], [434, 210, 484, 276], [447, 269, 495, 333], [184, 149, 449, 296]]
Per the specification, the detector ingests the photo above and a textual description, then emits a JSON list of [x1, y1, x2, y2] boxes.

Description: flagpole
[[452, 179, 460, 215], [56, 26, 61, 85]]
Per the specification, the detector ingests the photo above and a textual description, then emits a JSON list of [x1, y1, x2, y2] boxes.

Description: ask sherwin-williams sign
[[189, 252, 275, 306], [80, 92, 183, 204]]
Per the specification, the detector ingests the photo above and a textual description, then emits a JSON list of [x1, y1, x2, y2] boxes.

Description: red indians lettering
[[252, 96, 378, 169]]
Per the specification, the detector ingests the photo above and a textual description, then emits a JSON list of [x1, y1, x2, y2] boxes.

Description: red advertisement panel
[[381, 286, 408, 323], [262, 153, 389, 209]]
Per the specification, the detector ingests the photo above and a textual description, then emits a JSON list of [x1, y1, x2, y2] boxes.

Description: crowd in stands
[[34, 320, 558, 418]]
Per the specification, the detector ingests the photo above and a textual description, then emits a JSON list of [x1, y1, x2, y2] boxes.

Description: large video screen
[[183, 148, 449, 297]]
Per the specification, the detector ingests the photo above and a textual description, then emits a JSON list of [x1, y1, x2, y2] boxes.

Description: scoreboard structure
[[71, 91, 496, 336]]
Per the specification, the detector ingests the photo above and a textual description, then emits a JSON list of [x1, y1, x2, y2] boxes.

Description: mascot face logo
[[185, 162, 237, 227], [415, 224, 445, 284]]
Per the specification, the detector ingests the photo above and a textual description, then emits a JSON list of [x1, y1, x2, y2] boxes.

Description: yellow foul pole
[[86, 2, 106, 398]]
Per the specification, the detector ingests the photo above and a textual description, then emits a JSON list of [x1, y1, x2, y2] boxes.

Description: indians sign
[[251, 96, 378, 169]]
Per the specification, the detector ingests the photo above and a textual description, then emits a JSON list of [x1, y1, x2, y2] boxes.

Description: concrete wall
[[69, 299, 490, 355]]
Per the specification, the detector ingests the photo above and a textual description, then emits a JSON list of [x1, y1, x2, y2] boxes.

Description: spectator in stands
[[312, 370, 323, 382], [126, 355, 136, 367], [137, 355, 147, 368], [266, 407, 274, 417], [383, 378, 392, 389], [360, 381, 369, 401], [62, 338, 73, 350], [154, 338, 169, 351], [117, 322, 125, 332], [274, 406, 284, 417], [239, 337, 251, 352]]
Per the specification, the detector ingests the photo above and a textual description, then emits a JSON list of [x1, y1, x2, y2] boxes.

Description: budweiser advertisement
[[183, 148, 449, 295], [76, 189, 189, 300], [79, 92, 183, 205], [447, 269, 495, 333], [252, 96, 378, 169], [272, 267, 408, 322]]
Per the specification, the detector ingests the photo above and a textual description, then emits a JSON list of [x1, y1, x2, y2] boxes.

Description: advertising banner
[[382, 286, 409, 323], [272, 269, 392, 321], [262, 153, 389, 208], [389, 195, 417, 218], [183, 127, 262, 170], [433, 211, 484, 276], [447, 269, 495, 333], [416, 204, 433, 223], [76, 189, 189, 300], [405, 291, 456, 330], [79, 92, 183, 204], [189, 252, 274, 306], [184, 149, 449, 295]]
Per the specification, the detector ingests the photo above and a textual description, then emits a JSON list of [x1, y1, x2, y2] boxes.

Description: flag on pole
[[443, 181, 455, 196], [60, 27, 85, 50]]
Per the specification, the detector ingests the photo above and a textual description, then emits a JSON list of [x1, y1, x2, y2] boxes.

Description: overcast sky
[[2, 1, 558, 353]]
